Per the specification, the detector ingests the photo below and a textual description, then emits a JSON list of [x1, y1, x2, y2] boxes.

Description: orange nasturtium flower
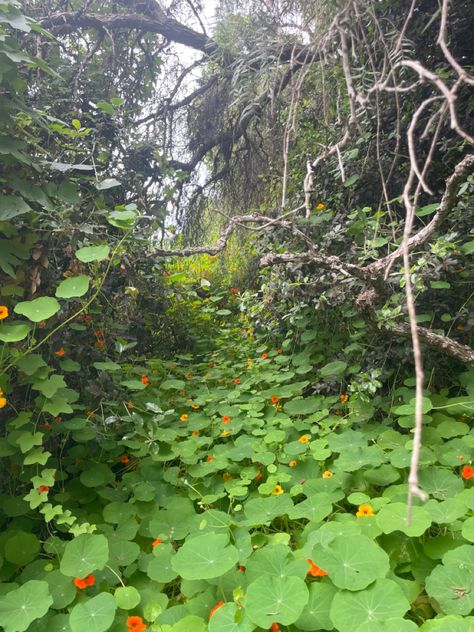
[[209, 601, 225, 619], [298, 435, 310, 444], [222, 415, 231, 424], [289, 460, 297, 468], [271, 395, 280, 404], [152, 538, 162, 548], [127, 615, 147, 632], [255, 471, 263, 481], [37, 485, 49, 494], [234, 378, 241, 384], [277, 348, 283, 354], [461, 465, 474, 480], [307, 559, 328, 577], [120, 455, 130, 464], [356, 504, 375, 517], [191, 403, 200, 409], [0, 306, 9, 320], [339, 393, 349, 405], [54, 347, 65, 357], [261, 353, 268, 359], [191, 429, 200, 436], [322, 470, 333, 478], [272, 484, 284, 495], [73, 573, 95, 589], [270, 624, 282, 632], [206, 455, 215, 462], [180, 414, 189, 422], [141, 375, 149, 386], [316, 203, 326, 210], [0, 396, 7, 409]]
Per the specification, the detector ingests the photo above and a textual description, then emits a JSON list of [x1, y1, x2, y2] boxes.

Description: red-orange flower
[[127, 616, 147, 632], [209, 601, 225, 619], [277, 348, 283, 354], [235, 378, 241, 384], [238, 565, 246, 572], [230, 288, 240, 294], [73, 573, 95, 589], [152, 538, 162, 548], [261, 353, 268, 359], [54, 416, 62, 423], [271, 395, 279, 404], [270, 624, 282, 632], [222, 415, 231, 424], [307, 559, 328, 577], [461, 465, 474, 480], [95, 339, 106, 348], [54, 347, 65, 357], [37, 485, 49, 494], [120, 455, 130, 464], [84, 314, 93, 324], [0, 306, 9, 320], [141, 374, 149, 386], [255, 471, 263, 481], [206, 455, 215, 462]]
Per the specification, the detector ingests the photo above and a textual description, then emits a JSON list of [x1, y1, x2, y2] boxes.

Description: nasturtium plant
[[55, 275, 90, 298], [171, 533, 239, 580], [245, 574, 309, 628], [69, 592, 116, 632], [0, 580, 53, 632], [60, 534, 109, 577], [75, 244, 110, 262], [14, 296, 61, 322]]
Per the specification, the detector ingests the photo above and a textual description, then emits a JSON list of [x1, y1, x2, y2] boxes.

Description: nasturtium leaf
[[5, 532, 40, 566], [171, 533, 238, 580], [93, 361, 121, 371], [419, 467, 464, 501], [244, 544, 296, 583], [355, 619, 418, 631], [60, 359, 81, 372], [60, 533, 109, 577], [0, 580, 53, 632], [419, 615, 474, 631], [75, 245, 110, 263], [289, 493, 333, 522], [69, 592, 116, 632], [80, 463, 115, 487], [45, 570, 77, 609], [462, 516, 474, 542], [55, 275, 90, 298], [284, 397, 321, 415], [23, 447, 51, 465], [242, 494, 294, 525], [15, 353, 46, 375], [147, 544, 178, 582], [114, 586, 141, 610], [0, 323, 31, 342], [161, 379, 186, 390], [295, 582, 337, 631], [376, 502, 432, 536], [245, 574, 308, 628], [14, 296, 60, 322], [425, 562, 474, 615], [109, 539, 140, 567], [329, 579, 410, 632], [208, 602, 255, 632], [15, 431, 44, 453], [313, 535, 389, 591], [103, 502, 136, 524], [425, 498, 466, 524], [171, 616, 207, 632], [319, 360, 347, 377]]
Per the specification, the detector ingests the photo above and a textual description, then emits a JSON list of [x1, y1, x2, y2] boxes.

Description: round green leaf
[[14, 297, 60, 322], [0, 580, 53, 632], [171, 533, 238, 580], [320, 360, 347, 377], [462, 516, 474, 542], [171, 616, 207, 632], [295, 582, 337, 631], [419, 467, 464, 501], [313, 535, 390, 591], [425, 563, 474, 615], [80, 463, 115, 488], [208, 603, 255, 632], [69, 592, 116, 632], [376, 502, 432, 537], [419, 615, 474, 631], [329, 579, 410, 632], [355, 619, 418, 632], [4, 532, 40, 566], [147, 544, 178, 583], [284, 397, 322, 415], [245, 574, 308, 628], [60, 534, 109, 577], [45, 570, 77, 609], [109, 539, 140, 567], [55, 275, 90, 299], [75, 245, 110, 263], [114, 586, 141, 610], [0, 323, 31, 342]]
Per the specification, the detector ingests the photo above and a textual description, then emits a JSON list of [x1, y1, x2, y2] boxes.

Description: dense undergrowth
[[0, 0, 473, 630], [0, 251, 473, 632]]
